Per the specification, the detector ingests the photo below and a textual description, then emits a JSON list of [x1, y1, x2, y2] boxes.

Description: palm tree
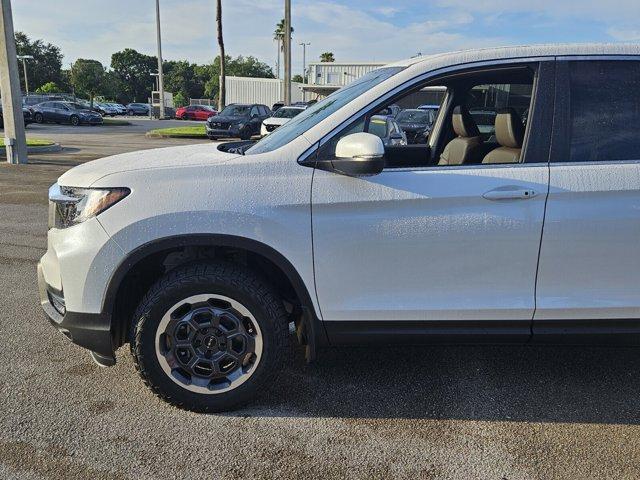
[[320, 52, 335, 63], [216, 0, 225, 111], [274, 18, 294, 78]]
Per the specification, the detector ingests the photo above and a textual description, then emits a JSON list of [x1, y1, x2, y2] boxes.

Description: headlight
[[48, 183, 130, 229]]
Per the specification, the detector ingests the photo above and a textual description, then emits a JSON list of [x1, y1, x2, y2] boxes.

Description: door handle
[[482, 187, 537, 200]]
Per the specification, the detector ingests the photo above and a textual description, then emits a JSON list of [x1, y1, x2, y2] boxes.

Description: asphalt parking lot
[[1, 121, 640, 479]]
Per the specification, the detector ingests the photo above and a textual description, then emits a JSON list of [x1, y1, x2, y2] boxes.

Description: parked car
[[271, 101, 284, 112], [206, 103, 271, 140], [367, 115, 407, 146], [39, 45, 640, 413], [260, 105, 305, 136], [108, 103, 127, 115], [126, 103, 150, 116], [0, 105, 34, 128], [395, 108, 436, 144], [176, 105, 217, 121], [93, 102, 118, 116], [31, 101, 103, 126]]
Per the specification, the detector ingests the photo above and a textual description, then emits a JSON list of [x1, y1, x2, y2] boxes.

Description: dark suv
[[206, 103, 271, 140]]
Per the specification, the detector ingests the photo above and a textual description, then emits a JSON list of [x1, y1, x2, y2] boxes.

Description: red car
[[175, 105, 217, 121]]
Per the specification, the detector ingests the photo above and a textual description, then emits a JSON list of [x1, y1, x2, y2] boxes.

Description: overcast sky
[[12, 0, 640, 75]]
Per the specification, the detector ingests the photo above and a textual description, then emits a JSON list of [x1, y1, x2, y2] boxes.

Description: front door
[[312, 61, 554, 340]]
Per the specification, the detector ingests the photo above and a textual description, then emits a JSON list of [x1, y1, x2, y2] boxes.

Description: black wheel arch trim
[[103, 234, 328, 347]]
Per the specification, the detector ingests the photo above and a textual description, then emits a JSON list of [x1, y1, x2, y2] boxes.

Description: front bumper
[[206, 124, 240, 138], [38, 260, 115, 365]]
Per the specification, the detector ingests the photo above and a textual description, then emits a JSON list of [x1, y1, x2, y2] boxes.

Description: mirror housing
[[328, 132, 386, 176]]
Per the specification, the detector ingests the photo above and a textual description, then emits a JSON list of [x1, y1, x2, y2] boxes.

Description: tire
[[127, 109, 134, 116], [70, 115, 80, 126], [131, 261, 290, 412], [239, 128, 250, 141], [34, 112, 43, 124]]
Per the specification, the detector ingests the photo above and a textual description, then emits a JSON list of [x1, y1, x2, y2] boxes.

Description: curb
[[0, 143, 62, 156], [27, 143, 63, 154]]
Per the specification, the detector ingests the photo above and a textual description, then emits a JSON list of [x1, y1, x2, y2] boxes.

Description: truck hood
[[58, 142, 241, 187]]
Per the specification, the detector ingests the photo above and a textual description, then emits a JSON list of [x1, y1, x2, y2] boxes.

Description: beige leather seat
[[482, 108, 525, 164], [438, 106, 483, 166]]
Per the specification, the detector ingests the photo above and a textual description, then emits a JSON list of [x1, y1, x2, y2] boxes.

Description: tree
[[216, 0, 225, 110], [101, 70, 126, 103], [111, 48, 157, 103], [35, 82, 60, 94], [173, 91, 188, 108], [320, 52, 335, 62], [273, 18, 294, 78], [201, 55, 275, 100], [163, 60, 204, 102], [292, 74, 304, 83], [70, 59, 105, 107], [14, 32, 64, 93]]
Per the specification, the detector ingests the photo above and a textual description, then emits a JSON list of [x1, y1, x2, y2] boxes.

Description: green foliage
[[292, 74, 304, 83], [202, 55, 275, 99], [320, 52, 335, 62], [15, 32, 65, 92], [70, 59, 105, 106], [273, 18, 294, 46], [173, 91, 188, 108], [35, 82, 60, 93], [111, 48, 157, 103], [100, 71, 126, 104], [15, 33, 277, 105], [163, 61, 204, 104], [147, 125, 206, 138]]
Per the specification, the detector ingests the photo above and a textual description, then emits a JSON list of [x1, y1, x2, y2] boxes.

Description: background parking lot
[[1, 123, 640, 479]]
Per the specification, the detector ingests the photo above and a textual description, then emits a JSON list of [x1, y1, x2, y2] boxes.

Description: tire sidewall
[[134, 269, 283, 411], [70, 115, 79, 126]]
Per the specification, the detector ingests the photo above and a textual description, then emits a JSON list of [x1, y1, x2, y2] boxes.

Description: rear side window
[[563, 60, 640, 162]]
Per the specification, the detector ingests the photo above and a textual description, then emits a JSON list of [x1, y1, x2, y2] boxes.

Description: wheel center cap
[[203, 336, 217, 349]]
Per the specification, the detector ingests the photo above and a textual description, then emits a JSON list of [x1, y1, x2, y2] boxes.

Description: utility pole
[[216, 0, 225, 111], [299, 42, 310, 83], [0, 0, 27, 164], [155, 0, 165, 119], [17, 55, 33, 94], [283, 0, 291, 105]]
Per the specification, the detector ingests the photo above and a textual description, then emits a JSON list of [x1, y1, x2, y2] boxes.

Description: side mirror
[[331, 132, 385, 176]]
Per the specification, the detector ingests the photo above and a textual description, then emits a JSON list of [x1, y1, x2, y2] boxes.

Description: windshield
[[247, 66, 404, 155], [273, 107, 303, 119], [397, 110, 431, 123], [220, 105, 250, 116]]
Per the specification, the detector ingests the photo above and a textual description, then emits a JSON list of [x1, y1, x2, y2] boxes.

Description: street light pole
[[0, 0, 27, 164], [155, 0, 165, 119], [283, 0, 291, 105], [17, 55, 33, 94], [299, 42, 310, 83]]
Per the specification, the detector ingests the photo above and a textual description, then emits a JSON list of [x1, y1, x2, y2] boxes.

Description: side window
[[563, 60, 640, 162], [250, 106, 259, 117]]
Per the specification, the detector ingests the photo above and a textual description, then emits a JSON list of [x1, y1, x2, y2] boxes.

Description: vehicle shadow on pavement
[[255, 345, 640, 424]]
